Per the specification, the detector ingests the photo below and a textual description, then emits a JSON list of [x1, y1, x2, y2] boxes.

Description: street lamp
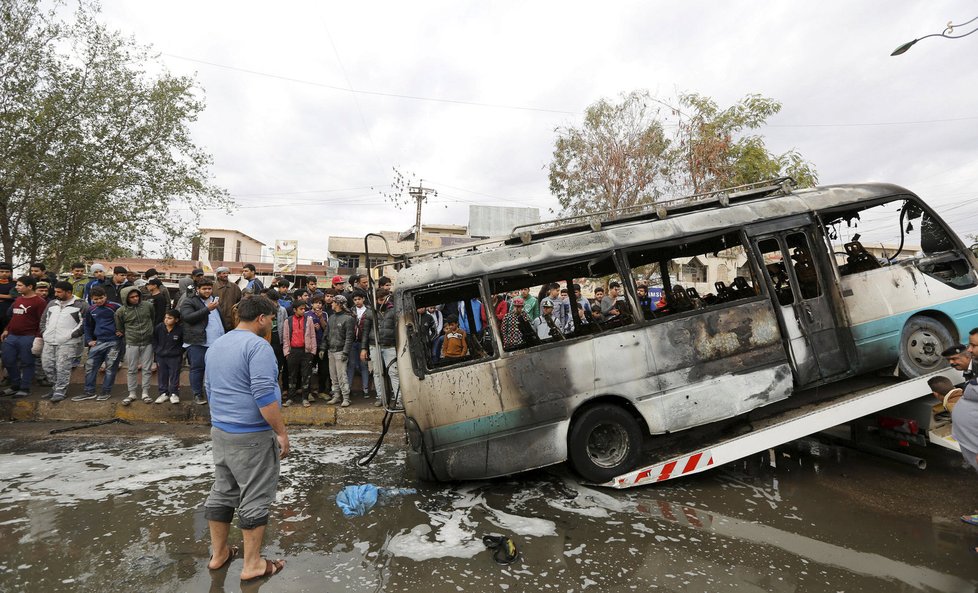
[[891, 15, 978, 55]]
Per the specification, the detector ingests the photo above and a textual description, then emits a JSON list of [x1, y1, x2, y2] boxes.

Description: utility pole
[[408, 181, 437, 252]]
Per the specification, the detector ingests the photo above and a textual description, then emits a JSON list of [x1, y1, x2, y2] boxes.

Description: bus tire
[[898, 315, 954, 377], [409, 451, 439, 482], [568, 404, 642, 483]]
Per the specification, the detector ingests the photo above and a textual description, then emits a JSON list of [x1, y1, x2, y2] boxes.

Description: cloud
[[97, 0, 978, 260]]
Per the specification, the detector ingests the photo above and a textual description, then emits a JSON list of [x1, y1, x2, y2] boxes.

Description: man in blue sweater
[[73, 286, 121, 401], [202, 295, 288, 582]]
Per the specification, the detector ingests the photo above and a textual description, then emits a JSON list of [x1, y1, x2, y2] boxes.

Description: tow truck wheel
[[898, 315, 954, 377], [568, 404, 642, 482]]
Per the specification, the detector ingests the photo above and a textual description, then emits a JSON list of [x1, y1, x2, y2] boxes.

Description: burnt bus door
[[748, 221, 852, 387]]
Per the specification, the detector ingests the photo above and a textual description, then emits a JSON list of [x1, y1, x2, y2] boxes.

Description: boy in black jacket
[[152, 309, 185, 404]]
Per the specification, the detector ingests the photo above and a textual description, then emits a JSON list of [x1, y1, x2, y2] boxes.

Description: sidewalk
[[0, 365, 399, 429]]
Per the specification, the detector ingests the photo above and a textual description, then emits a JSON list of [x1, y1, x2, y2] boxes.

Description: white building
[[198, 228, 266, 264]]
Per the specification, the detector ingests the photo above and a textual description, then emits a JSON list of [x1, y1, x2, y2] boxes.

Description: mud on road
[[1, 420, 977, 593]]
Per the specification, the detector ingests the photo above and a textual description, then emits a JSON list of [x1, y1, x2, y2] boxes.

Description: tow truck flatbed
[[604, 370, 964, 488]]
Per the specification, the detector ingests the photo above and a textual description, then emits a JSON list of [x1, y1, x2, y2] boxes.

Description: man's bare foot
[[241, 558, 285, 582], [207, 545, 238, 570]]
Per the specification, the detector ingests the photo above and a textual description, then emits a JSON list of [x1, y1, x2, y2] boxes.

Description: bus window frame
[[408, 277, 500, 374], [620, 228, 771, 328], [816, 193, 978, 287], [485, 251, 633, 357]]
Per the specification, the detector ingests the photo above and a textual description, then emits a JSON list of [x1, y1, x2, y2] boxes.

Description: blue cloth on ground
[[336, 484, 417, 517]]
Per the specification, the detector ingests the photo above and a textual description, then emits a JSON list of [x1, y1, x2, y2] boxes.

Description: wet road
[[1, 424, 977, 593]]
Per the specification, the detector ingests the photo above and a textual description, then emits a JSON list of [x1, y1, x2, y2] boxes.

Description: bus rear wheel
[[898, 315, 954, 377], [568, 404, 642, 483]]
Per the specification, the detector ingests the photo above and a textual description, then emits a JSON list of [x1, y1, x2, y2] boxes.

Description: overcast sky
[[97, 1, 978, 262]]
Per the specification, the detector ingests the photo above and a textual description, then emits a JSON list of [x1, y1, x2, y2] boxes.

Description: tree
[[549, 91, 670, 218], [548, 90, 817, 217], [0, 0, 230, 272], [671, 93, 817, 195]]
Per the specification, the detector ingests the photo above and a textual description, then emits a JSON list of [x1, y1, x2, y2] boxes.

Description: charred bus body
[[391, 180, 978, 482]]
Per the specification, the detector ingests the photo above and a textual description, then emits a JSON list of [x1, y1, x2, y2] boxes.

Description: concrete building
[[196, 228, 266, 264], [328, 224, 476, 276], [468, 205, 540, 238]]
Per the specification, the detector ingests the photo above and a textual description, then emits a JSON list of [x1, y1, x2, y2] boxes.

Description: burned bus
[[389, 179, 978, 482]]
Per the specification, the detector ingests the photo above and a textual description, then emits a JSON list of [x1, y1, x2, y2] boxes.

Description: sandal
[[209, 545, 239, 571], [241, 558, 285, 582], [302, 399, 311, 408], [961, 514, 978, 526]]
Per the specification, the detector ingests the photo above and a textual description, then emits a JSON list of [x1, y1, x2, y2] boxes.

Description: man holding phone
[[179, 278, 224, 405]]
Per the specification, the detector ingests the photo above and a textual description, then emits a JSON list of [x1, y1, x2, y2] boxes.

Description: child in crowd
[[441, 319, 468, 360], [115, 286, 156, 405], [146, 278, 170, 326], [307, 295, 330, 400], [153, 309, 184, 404], [73, 286, 121, 401], [282, 301, 316, 407]]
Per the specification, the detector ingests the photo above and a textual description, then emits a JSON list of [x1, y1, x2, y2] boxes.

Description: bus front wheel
[[568, 404, 642, 483], [898, 315, 954, 377]]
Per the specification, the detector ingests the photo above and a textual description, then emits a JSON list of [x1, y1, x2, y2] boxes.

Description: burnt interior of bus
[[820, 198, 977, 289], [625, 231, 759, 319], [410, 283, 495, 371]]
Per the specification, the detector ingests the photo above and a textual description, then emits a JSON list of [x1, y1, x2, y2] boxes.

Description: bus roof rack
[[396, 177, 796, 265], [508, 177, 797, 245]]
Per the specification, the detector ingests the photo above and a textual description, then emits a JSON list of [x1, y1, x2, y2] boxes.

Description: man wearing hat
[[134, 268, 160, 290], [83, 263, 108, 304], [500, 297, 537, 350], [331, 275, 345, 292], [178, 268, 205, 306], [943, 343, 972, 375], [214, 266, 242, 332], [532, 298, 564, 341]]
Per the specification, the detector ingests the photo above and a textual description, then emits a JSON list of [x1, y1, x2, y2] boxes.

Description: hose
[[356, 357, 400, 467]]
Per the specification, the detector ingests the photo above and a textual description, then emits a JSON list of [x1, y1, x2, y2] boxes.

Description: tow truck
[[603, 369, 964, 488]]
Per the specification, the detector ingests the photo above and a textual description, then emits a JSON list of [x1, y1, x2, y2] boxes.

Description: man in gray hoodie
[[115, 286, 156, 404], [39, 282, 88, 403], [323, 295, 354, 407]]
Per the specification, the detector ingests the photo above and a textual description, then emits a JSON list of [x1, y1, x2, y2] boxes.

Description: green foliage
[[673, 92, 817, 193], [549, 90, 669, 218], [0, 0, 231, 272], [549, 90, 818, 217]]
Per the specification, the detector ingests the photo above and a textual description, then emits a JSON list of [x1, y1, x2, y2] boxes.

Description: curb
[[0, 397, 401, 429]]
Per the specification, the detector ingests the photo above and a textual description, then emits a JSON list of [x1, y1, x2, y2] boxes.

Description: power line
[[162, 53, 580, 115], [230, 185, 379, 198], [766, 115, 978, 128]]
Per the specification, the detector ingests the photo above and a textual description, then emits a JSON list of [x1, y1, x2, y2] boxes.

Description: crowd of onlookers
[[0, 261, 398, 409], [414, 280, 665, 364]]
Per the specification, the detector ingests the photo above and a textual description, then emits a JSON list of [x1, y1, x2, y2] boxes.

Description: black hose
[[888, 204, 909, 262], [356, 357, 400, 467], [49, 417, 131, 434]]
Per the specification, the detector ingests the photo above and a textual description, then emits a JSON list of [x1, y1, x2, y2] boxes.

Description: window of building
[[680, 258, 707, 283], [235, 240, 242, 262], [207, 237, 225, 263], [410, 282, 495, 370], [626, 231, 758, 320], [337, 254, 361, 269]]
